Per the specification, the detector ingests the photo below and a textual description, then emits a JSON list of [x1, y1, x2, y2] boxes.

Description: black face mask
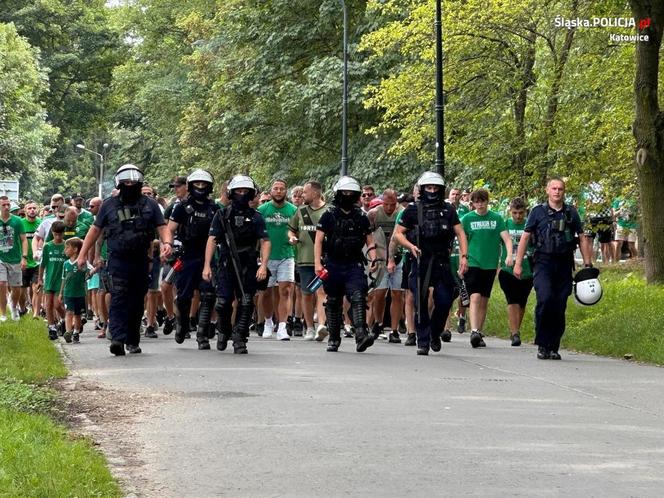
[[421, 189, 443, 205], [190, 186, 211, 202], [119, 183, 142, 204], [335, 192, 359, 210], [231, 191, 253, 209]]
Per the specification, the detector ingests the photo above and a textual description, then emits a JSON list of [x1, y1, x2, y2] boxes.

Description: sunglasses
[[361, 193, 374, 198]]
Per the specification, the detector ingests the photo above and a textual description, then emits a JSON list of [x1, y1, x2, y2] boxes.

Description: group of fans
[[0, 164, 607, 359]]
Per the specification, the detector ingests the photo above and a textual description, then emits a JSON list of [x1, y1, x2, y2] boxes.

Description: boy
[[38, 221, 66, 340], [59, 237, 91, 343]]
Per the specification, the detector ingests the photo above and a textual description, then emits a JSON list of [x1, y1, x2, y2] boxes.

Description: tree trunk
[[630, 0, 664, 283]]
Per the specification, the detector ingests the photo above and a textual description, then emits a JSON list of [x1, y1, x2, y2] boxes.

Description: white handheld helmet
[[573, 267, 603, 306], [417, 171, 445, 188], [333, 176, 361, 193], [187, 169, 214, 185], [114, 164, 144, 187]]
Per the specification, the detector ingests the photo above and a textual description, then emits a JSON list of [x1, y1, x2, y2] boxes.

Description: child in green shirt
[[59, 237, 92, 343], [38, 221, 66, 340]]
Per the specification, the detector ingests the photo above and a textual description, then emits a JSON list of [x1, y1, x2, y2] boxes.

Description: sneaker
[[126, 344, 142, 354], [457, 316, 466, 334], [549, 350, 561, 360], [430, 330, 442, 352], [0, 314, 7, 323], [58, 320, 66, 337], [48, 325, 58, 341], [511, 333, 521, 347], [86, 309, 94, 321], [63, 331, 73, 343], [10, 307, 20, 321], [174, 322, 187, 344], [162, 316, 175, 335], [156, 308, 167, 327], [470, 330, 485, 348], [441, 330, 452, 342], [73, 332, 80, 343], [344, 325, 354, 338], [276, 323, 290, 341], [404, 333, 416, 346], [371, 322, 383, 340], [110, 340, 126, 356], [263, 320, 274, 339], [355, 332, 374, 353], [315, 324, 328, 342], [293, 317, 304, 337], [326, 339, 340, 352], [144, 325, 158, 338], [286, 316, 294, 337], [537, 346, 550, 360], [304, 327, 315, 341], [417, 347, 429, 356], [388, 331, 401, 343], [398, 318, 407, 334], [256, 321, 265, 337], [81, 316, 87, 326], [94, 320, 102, 331], [19, 307, 28, 317]]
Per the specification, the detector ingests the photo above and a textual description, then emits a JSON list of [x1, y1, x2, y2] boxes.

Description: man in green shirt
[[257, 179, 298, 340], [461, 189, 512, 348], [497, 198, 533, 347], [612, 196, 638, 261], [0, 195, 28, 321], [288, 180, 328, 341], [20, 200, 42, 318]]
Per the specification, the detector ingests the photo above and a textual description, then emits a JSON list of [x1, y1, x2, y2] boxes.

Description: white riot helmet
[[114, 164, 144, 187], [187, 169, 214, 185], [187, 169, 214, 200], [228, 174, 257, 205], [333, 176, 361, 193], [417, 171, 445, 188], [573, 267, 603, 306], [417, 171, 445, 204]]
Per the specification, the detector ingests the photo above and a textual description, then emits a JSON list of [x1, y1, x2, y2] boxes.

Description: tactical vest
[[223, 205, 259, 252], [325, 207, 366, 263], [177, 198, 217, 246], [532, 203, 577, 255], [105, 197, 156, 257], [418, 201, 455, 256]]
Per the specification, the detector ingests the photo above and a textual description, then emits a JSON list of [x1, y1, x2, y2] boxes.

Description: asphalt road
[[63, 327, 664, 498]]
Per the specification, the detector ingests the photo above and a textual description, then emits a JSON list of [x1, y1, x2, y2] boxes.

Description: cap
[[397, 193, 414, 203], [72, 192, 84, 200], [168, 176, 188, 189]]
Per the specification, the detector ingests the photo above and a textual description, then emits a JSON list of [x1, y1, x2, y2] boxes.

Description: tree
[[629, 0, 664, 283]]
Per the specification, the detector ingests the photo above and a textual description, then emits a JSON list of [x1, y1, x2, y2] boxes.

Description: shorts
[[498, 270, 533, 307], [99, 266, 110, 293], [148, 258, 162, 292], [22, 266, 39, 288], [63, 296, 86, 315], [376, 261, 404, 291], [615, 226, 637, 243], [267, 258, 295, 287], [298, 265, 316, 295], [464, 267, 496, 298], [0, 261, 22, 287], [87, 273, 100, 291], [401, 255, 412, 290]]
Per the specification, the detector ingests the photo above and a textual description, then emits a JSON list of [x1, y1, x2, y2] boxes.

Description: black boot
[[232, 332, 247, 354], [196, 330, 210, 350], [324, 295, 343, 352], [175, 298, 192, 344], [350, 291, 373, 353], [215, 298, 233, 351]]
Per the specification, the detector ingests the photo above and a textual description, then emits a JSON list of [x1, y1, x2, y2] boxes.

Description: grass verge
[[0, 318, 121, 497], [483, 262, 664, 364]]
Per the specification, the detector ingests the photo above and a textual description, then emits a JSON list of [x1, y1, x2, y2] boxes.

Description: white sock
[[277, 322, 286, 332], [265, 317, 274, 327]]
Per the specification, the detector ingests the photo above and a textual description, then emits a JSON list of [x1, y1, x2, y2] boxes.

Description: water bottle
[[164, 256, 184, 284], [458, 277, 470, 307], [306, 268, 329, 293]]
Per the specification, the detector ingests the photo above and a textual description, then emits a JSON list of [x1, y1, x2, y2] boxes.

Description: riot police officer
[[77, 164, 172, 356], [168, 169, 219, 349], [202, 175, 270, 354], [514, 177, 593, 360], [313, 176, 378, 353], [393, 172, 468, 356]]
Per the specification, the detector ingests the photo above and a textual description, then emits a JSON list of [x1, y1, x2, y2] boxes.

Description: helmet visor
[[116, 169, 144, 184]]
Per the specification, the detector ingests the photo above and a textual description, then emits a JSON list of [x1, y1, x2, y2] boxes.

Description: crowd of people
[[0, 165, 616, 359]]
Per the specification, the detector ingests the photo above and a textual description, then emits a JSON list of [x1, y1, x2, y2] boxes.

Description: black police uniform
[[317, 206, 374, 352], [170, 196, 219, 347], [209, 202, 268, 353], [524, 203, 583, 354], [398, 200, 459, 352], [94, 194, 165, 348]]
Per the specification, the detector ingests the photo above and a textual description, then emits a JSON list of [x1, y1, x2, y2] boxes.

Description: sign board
[[0, 180, 19, 202]]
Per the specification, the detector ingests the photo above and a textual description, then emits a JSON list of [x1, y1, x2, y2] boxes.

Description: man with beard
[[77, 164, 172, 356], [168, 169, 219, 349], [257, 179, 297, 341], [203, 175, 270, 354], [314, 176, 378, 353], [20, 201, 41, 318]]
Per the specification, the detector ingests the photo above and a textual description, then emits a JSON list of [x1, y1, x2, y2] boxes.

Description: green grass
[[484, 263, 664, 364], [0, 318, 121, 497]]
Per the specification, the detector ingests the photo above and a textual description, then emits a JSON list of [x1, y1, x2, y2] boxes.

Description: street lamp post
[[434, 0, 445, 177], [340, 0, 349, 177], [76, 143, 109, 198]]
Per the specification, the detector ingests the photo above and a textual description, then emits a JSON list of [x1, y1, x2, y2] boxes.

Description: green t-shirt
[[40, 241, 66, 293], [461, 210, 506, 270], [77, 209, 94, 230], [22, 217, 42, 268], [457, 203, 470, 218], [501, 219, 532, 279], [0, 215, 26, 264], [288, 204, 328, 265], [258, 201, 298, 260], [612, 197, 638, 229], [45, 221, 88, 243], [62, 259, 89, 298]]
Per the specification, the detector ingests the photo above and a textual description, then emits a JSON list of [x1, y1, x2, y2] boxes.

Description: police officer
[[203, 175, 270, 354], [514, 177, 593, 360], [168, 169, 219, 349], [77, 164, 172, 356], [393, 172, 468, 356], [313, 176, 378, 353]]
